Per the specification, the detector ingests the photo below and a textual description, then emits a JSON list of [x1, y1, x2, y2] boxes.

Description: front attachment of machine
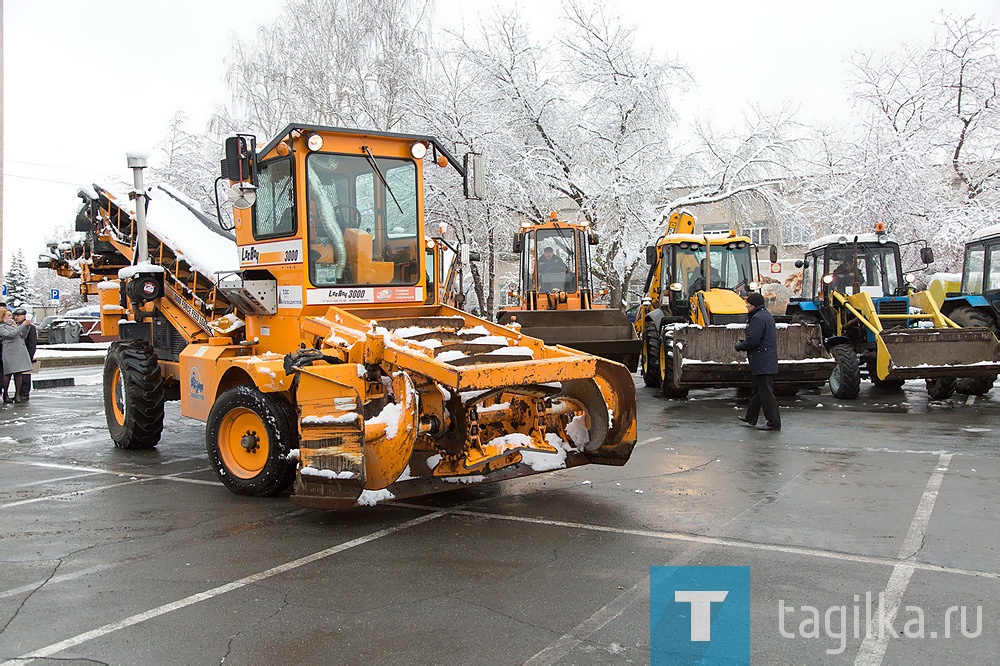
[[874, 327, 1000, 381], [668, 323, 834, 387], [497, 308, 642, 371]]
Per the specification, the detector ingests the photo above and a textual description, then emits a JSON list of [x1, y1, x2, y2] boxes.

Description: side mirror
[[223, 135, 255, 183], [513, 236, 522, 254], [920, 247, 934, 265], [645, 245, 657, 266], [769, 244, 779, 264], [794, 259, 809, 269], [589, 232, 600, 246], [463, 153, 486, 200]]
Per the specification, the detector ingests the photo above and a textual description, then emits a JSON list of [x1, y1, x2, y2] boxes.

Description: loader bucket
[[876, 327, 1000, 381], [497, 308, 642, 371], [670, 323, 834, 388]]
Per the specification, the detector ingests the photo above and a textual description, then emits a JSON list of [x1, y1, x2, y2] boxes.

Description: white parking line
[[854, 452, 952, 666], [4, 511, 445, 664], [8, 472, 103, 489]]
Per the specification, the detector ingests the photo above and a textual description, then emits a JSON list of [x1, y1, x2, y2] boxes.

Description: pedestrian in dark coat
[[12, 309, 37, 400], [735, 292, 781, 430]]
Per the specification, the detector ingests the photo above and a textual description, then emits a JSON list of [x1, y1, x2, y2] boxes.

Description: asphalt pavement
[[0, 366, 997, 664]]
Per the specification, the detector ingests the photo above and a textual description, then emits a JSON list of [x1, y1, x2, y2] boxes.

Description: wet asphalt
[[0, 365, 997, 664]]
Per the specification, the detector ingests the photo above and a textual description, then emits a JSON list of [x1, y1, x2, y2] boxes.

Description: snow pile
[[485, 346, 534, 357], [459, 325, 490, 336], [485, 433, 534, 452], [443, 475, 487, 484], [97, 281, 120, 291], [209, 313, 245, 335], [436, 350, 468, 363], [366, 402, 404, 439], [301, 413, 359, 424], [566, 414, 590, 447], [519, 433, 572, 471], [118, 262, 164, 279], [300, 466, 357, 480], [356, 489, 395, 506]]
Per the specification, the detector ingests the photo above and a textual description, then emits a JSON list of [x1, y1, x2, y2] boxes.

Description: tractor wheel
[[206, 385, 297, 497], [658, 337, 689, 399], [868, 360, 905, 391], [774, 386, 799, 397], [103, 340, 165, 449], [828, 344, 861, 399], [925, 378, 957, 401], [641, 323, 661, 388], [949, 306, 998, 395]]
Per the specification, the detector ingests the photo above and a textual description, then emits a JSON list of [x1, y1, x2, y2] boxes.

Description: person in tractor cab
[[536, 245, 568, 292], [688, 258, 721, 293], [735, 292, 781, 431]]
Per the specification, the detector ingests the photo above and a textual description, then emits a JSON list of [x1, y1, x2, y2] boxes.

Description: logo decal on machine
[[306, 286, 423, 305], [189, 367, 205, 401], [239, 240, 303, 267]]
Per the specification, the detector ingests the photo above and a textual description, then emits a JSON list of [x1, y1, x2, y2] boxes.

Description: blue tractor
[[785, 227, 1000, 400], [939, 225, 1000, 395]]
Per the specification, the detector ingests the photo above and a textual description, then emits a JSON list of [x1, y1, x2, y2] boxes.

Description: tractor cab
[[508, 214, 599, 310]]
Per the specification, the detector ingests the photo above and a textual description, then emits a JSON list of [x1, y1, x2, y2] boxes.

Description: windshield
[[962, 243, 985, 294], [529, 228, 577, 293], [306, 153, 419, 287], [825, 244, 901, 296], [670, 242, 753, 298]]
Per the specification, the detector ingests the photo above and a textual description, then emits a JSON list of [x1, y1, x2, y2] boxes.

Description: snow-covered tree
[[3, 251, 32, 307], [795, 13, 1000, 270], [29, 269, 83, 314], [149, 111, 224, 218]]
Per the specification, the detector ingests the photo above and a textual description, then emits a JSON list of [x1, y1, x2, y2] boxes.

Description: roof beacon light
[[874, 222, 886, 233], [549, 211, 558, 220]]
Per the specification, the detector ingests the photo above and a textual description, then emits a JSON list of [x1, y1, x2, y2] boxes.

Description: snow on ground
[[356, 489, 395, 506]]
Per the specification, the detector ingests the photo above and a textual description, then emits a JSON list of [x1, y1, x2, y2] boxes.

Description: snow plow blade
[[670, 323, 834, 387], [497, 308, 641, 371], [876, 327, 1000, 381]]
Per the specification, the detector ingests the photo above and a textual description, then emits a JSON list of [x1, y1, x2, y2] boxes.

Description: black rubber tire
[[868, 360, 905, 391], [774, 386, 799, 397], [103, 340, 165, 449], [659, 334, 689, 399], [925, 378, 957, 401], [828, 344, 861, 399], [206, 385, 297, 497], [641, 323, 661, 388], [949, 306, 998, 395], [790, 311, 821, 326]]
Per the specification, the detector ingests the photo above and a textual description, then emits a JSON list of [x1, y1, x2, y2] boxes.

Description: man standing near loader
[[735, 292, 781, 431]]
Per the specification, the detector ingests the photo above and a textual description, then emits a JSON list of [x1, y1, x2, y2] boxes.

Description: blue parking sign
[[1, 284, 6, 296], [50, 288, 61, 301]]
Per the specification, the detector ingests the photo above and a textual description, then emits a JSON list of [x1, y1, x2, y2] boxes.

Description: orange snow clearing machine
[[51, 125, 636, 509]]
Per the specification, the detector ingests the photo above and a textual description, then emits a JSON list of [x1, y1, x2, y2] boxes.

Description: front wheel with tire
[[925, 378, 957, 401], [206, 385, 298, 497], [103, 340, 165, 449], [641, 323, 661, 388], [828, 344, 861, 399], [949, 306, 998, 395], [658, 337, 689, 399]]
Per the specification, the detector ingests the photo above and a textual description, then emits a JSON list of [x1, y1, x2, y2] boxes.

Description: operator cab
[[798, 234, 905, 300], [510, 216, 600, 309], [960, 228, 1000, 296], [649, 237, 755, 319]]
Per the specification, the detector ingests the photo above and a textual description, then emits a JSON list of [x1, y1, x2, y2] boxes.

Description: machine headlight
[[822, 274, 834, 284], [749, 281, 759, 290], [878, 235, 888, 244], [306, 133, 324, 151], [670, 282, 683, 292], [410, 142, 428, 159], [904, 273, 915, 284]]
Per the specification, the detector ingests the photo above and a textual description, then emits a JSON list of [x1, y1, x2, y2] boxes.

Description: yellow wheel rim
[[217, 407, 269, 479], [110, 366, 126, 426], [659, 342, 668, 382]]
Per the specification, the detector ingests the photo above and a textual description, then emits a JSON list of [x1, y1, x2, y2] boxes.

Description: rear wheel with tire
[[658, 336, 689, 399], [206, 385, 298, 496], [641, 322, 661, 388], [828, 344, 861, 399], [925, 378, 957, 401], [103, 340, 165, 449], [949, 306, 998, 395]]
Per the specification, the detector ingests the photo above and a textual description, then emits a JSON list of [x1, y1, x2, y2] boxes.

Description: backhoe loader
[[46, 124, 637, 509], [497, 214, 641, 371], [785, 225, 1000, 400], [635, 211, 833, 398]]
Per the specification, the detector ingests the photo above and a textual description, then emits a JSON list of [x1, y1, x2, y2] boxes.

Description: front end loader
[[785, 226, 1000, 400], [636, 211, 834, 398], [52, 125, 637, 509], [497, 214, 641, 371]]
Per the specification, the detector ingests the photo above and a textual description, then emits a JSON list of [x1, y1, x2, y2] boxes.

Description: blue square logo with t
[[650, 566, 750, 665]]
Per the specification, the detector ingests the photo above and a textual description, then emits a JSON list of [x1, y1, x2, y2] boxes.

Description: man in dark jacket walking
[[735, 292, 781, 430]]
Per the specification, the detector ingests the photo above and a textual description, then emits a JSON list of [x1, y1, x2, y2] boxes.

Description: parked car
[[37, 305, 108, 344]]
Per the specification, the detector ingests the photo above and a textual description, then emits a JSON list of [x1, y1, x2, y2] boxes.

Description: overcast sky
[[4, 0, 999, 274]]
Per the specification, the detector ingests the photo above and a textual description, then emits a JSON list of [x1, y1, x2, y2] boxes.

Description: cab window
[[253, 158, 295, 239], [962, 244, 985, 294]]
